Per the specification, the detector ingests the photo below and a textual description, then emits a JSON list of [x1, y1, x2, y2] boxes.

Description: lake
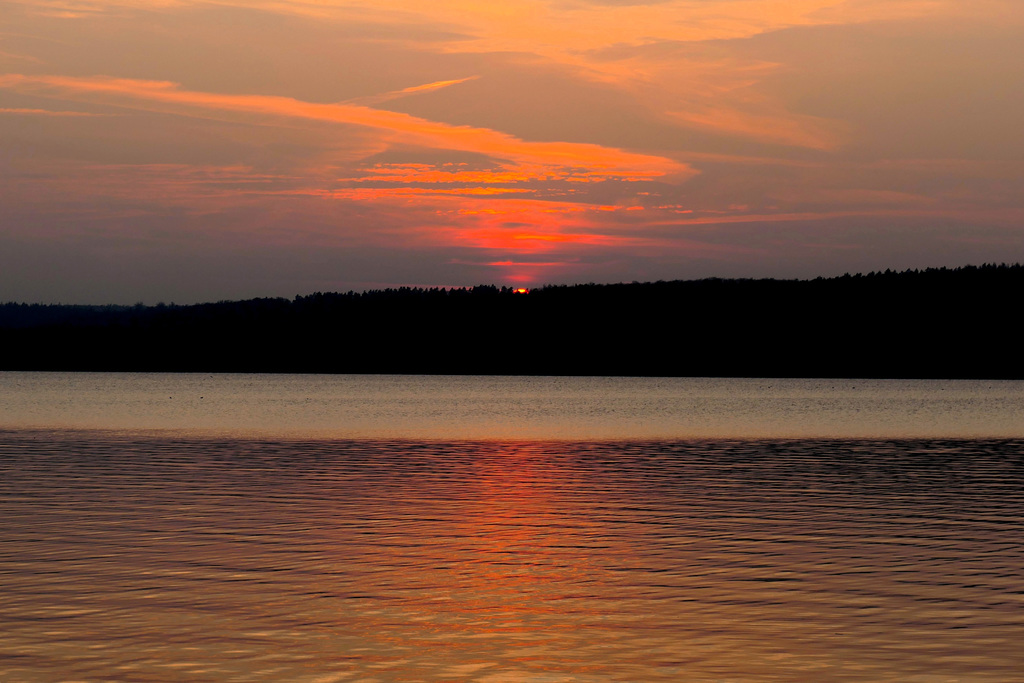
[[1, 373, 1023, 681], [3, 372, 1024, 439]]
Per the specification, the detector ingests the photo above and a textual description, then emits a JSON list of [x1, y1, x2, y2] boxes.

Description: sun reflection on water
[[1, 435, 1023, 681]]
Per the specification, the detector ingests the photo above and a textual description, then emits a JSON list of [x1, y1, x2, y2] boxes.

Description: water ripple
[[1, 435, 1023, 681]]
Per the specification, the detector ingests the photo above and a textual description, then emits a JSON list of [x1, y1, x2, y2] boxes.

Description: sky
[[2, 0, 1023, 303]]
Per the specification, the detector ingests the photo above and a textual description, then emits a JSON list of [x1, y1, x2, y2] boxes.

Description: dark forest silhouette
[[1, 264, 1020, 378]]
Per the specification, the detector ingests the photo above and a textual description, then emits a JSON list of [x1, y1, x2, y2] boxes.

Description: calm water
[[1, 374, 1023, 681], [2, 372, 1023, 438]]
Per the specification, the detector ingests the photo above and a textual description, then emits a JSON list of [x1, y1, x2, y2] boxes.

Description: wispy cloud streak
[[0, 106, 110, 116], [342, 76, 479, 106], [0, 74, 692, 181]]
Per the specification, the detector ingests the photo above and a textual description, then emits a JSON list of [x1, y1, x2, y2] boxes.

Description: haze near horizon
[[2, 0, 1023, 304]]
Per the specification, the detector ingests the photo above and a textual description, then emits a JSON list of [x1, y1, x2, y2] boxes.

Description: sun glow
[[2, 0, 1022, 301]]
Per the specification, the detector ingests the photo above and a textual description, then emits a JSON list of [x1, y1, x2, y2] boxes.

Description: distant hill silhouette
[[1, 264, 1021, 378]]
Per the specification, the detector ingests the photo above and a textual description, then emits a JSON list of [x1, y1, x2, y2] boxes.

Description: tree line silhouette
[[1, 264, 1020, 378]]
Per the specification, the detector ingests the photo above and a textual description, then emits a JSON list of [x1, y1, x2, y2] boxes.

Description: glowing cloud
[[0, 74, 693, 182], [2, 0, 1023, 301]]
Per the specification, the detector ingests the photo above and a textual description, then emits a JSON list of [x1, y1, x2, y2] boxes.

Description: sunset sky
[[2, 0, 1023, 303]]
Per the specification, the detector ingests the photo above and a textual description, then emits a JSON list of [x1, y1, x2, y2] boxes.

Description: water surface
[[1, 374, 1022, 680], [2, 435, 1023, 681], [2, 372, 1022, 438]]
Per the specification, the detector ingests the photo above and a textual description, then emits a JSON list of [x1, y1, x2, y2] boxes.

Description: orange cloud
[[320, 187, 536, 200], [332, 0, 933, 56], [342, 77, 480, 106], [668, 104, 848, 151], [332, 160, 664, 202], [0, 49, 43, 63], [0, 107, 110, 116], [0, 74, 693, 182]]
